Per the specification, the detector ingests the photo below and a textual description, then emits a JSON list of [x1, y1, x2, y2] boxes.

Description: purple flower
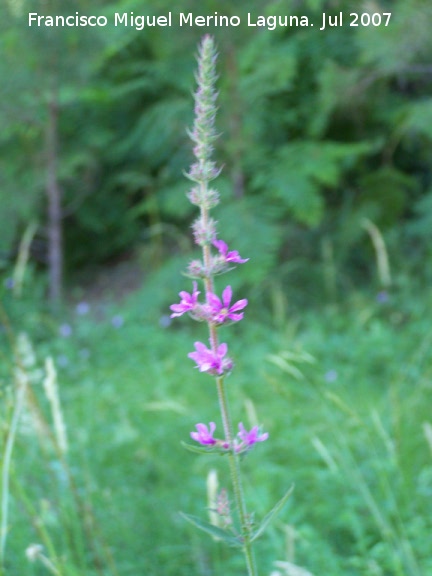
[[159, 315, 172, 328], [170, 282, 200, 318], [59, 324, 72, 338], [75, 301, 90, 316], [325, 369, 338, 383], [111, 315, 124, 328], [213, 239, 249, 264], [206, 285, 247, 324], [188, 341, 233, 375], [237, 423, 269, 448], [79, 348, 90, 360], [191, 422, 217, 445], [376, 290, 389, 304], [57, 354, 69, 367], [4, 277, 14, 290]]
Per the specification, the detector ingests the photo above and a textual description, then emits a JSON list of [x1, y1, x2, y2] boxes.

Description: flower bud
[[192, 216, 217, 246], [186, 259, 206, 278]]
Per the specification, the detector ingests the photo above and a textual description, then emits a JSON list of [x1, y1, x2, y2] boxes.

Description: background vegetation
[[1, 0, 432, 574]]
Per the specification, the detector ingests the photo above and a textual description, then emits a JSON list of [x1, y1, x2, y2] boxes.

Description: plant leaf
[[280, 350, 316, 364], [180, 441, 229, 456], [179, 512, 243, 548], [266, 355, 305, 380], [250, 485, 294, 543]]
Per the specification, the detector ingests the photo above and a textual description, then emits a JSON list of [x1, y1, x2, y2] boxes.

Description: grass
[[1, 268, 432, 575]]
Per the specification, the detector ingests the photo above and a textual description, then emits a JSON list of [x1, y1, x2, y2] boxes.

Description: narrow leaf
[[181, 441, 228, 456], [280, 350, 316, 364], [181, 441, 215, 455], [266, 355, 304, 380], [250, 485, 294, 543], [179, 512, 242, 548]]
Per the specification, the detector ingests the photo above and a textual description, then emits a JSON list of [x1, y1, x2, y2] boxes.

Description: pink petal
[[217, 343, 228, 357], [213, 239, 228, 254], [179, 290, 192, 301], [229, 299, 248, 312], [222, 285, 232, 307], [207, 292, 222, 308], [228, 313, 244, 322], [194, 342, 208, 353]]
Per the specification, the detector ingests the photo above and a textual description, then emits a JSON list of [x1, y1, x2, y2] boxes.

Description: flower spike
[[173, 38, 270, 574]]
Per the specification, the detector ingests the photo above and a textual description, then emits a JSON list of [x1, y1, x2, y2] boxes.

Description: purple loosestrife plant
[[171, 36, 292, 576]]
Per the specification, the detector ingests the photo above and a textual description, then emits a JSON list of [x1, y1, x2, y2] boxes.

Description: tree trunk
[[46, 93, 62, 306]]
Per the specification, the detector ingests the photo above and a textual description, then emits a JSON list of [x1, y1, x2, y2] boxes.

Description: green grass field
[[1, 269, 432, 575]]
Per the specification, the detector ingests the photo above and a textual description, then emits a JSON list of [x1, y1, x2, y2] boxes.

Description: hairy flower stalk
[[171, 36, 267, 576]]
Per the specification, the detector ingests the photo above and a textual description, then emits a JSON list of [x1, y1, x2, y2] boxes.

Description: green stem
[[12, 473, 64, 576], [1, 376, 27, 569], [199, 181, 258, 575], [215, 376, 257, 576]]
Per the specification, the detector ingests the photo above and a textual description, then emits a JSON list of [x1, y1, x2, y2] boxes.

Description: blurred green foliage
[[2, 2, 432, 574], [1, 0, 432, 292]]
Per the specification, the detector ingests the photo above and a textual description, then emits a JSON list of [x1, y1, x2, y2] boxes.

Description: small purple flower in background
[[188, 341, 233, 375], [79, 348, 90, 360], [237, 423, 269, 448], [4, 277, 14, 290], [59, 323, 72, 338], [159, 314, 172, 328], [206, 285, 248, 324], [111, 315, 124, 329], [75, 301, 90, 316], [213, 239, 249, 264], [376, 290, 389, 304], [325, 369, 338, 383], [191, 422, 217, 445], [170, 282, 200, 318], [57, 354, 69, 367]]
